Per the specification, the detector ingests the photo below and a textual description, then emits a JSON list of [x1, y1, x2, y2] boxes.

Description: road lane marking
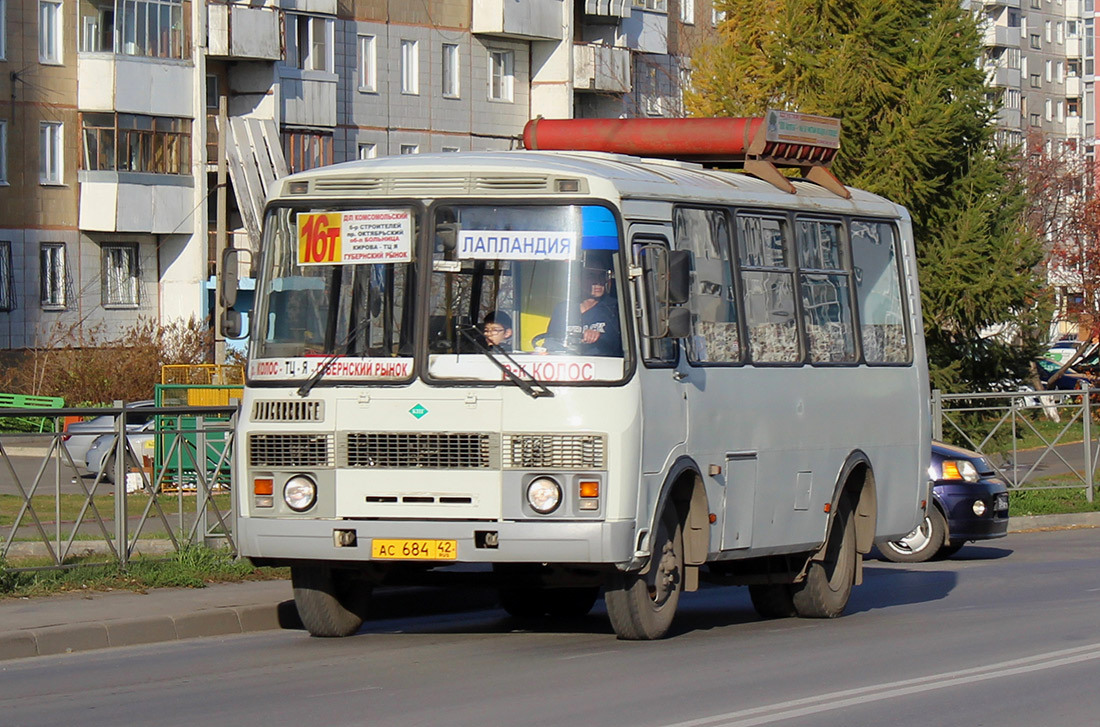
[[660, 642, 1100, 727]]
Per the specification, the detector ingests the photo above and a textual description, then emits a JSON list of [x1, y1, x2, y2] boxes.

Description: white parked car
[[62, 400, 155, 469]]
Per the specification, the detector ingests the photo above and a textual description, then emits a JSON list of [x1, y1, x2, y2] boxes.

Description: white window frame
[[103, 244, 139, 307], [1045, 98, 1053, 121], [39, 0, 62, 64], [442, 43, 460, 98], [399, 144, 419, 155], [488, 49, 514, 102], [0, 241, 12, 311], [401, 39, 419, 95], [285, 14, 333, 72], [632, 0, 668, 11], [357, 34, 377, 92], [357, 142, 376, 160], [0, 120, 7, 185], [680, 0, 693, 24], [40, 121, 63, 185], [40, 242, 66, 309]]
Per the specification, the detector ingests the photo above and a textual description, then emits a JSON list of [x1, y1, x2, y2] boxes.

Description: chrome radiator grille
[[502, 434, 606, 470], [249, 434, 334, 467], [344, 432, 494, 469], [251, 400, 323, 422]]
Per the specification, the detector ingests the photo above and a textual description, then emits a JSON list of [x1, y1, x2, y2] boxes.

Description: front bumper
[[936, 478, 1010, 543], [237, 516, 638, 566]]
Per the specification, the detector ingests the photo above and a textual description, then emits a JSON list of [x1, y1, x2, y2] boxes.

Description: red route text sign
[[298, 213, 342, 264]]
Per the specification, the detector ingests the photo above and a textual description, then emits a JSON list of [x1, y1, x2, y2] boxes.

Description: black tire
[[101, 453, 117, 484], [292, 565, 371, 637], [791, 498, 857, 619], [749, 583, 797, 619], [880, 507, 947, 564], [605, 506, 683, 640]]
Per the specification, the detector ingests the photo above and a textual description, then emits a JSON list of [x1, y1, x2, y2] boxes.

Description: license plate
[[371, 538, 457, 560], [995, 494, 1009, 511]]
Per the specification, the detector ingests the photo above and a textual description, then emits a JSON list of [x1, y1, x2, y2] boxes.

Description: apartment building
[[0, 0, 715, 354]]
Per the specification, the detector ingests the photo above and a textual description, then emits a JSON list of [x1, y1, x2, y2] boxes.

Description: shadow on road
[[845, 565, 957, 615]]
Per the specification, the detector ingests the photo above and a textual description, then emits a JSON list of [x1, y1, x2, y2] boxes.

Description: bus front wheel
[[291, 565, 371, 637], [605, 506, 683, 640], [790, 497, 857, 619]]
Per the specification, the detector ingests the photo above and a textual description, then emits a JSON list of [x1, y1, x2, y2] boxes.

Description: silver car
[[63, 400, 155, 469], [83, 420, 156, 483]]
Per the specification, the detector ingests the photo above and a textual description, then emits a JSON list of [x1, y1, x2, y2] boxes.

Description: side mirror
[[665, 306, 692, 339], [220, 248, 240, 308], [221, 308, 242, 338], [436, 222, 459, 251], [666, 250, 691, 305]]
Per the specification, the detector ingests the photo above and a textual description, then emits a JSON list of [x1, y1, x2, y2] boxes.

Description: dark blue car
[[880, 441, 1010, 562]]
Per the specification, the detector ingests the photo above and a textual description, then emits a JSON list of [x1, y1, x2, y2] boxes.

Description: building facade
[[0, 0, 718, 354]]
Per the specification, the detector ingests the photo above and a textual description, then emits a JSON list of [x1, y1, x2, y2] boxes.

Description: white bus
[[224, 116, 930, 640]]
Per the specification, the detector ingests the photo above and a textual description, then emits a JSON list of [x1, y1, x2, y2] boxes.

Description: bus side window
[[850, 220, 910, 363], [736, 214, 801, 363], [673, 207, 741, 364], [796, 218, 858, 364], [633, 240, 678, 366]]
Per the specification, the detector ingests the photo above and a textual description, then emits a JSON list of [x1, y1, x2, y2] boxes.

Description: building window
[[632, 0, 668, 10], [0, 242, 12, 311], [711, 4, 726, 25], [0, 119, 7, 184], [442, 43, 460, 98], [1045, 59, 1052, 82], [103, 244, 139, 306], [1045, 20, 1052, 43], [82, 113, 192, 175], [1069, 99, 1080, 116], [357, 34, 376, 92], [488, 49, 514, 102], [283, 130, 332, 173], [1007, 89, 1021, 109], [442, 146, 459, 152], [79, 0, 187, 58], [285, 14, 332, 72], [357, 143, 376, 160], [1030, 73, 1041, 88], [1030, 112, 1041, 126], [0, 0, 7, 60], [401, 39, 419, 94], [39, 0, 62, 64], [680, 0, 693, 24], [40, 122, 63, 185], [1006, 47, 1020, 69], [40, 242, 66, 309], [1030, 34, 1041, 49], [399, 144, 419, 155]]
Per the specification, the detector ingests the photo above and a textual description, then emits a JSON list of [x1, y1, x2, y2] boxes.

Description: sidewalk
[[1, 513, 1097, 662]]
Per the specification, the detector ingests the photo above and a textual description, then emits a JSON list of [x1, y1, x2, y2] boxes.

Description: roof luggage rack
[[522, 111, 850, 199]]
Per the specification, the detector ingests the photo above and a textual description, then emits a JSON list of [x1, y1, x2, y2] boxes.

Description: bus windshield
[[250, 206, 416, 383], [426, 203, 627, 384]]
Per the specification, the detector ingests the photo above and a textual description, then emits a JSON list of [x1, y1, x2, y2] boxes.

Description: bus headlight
[[527, 477, 562, 514], [284, 475, 318, 512]]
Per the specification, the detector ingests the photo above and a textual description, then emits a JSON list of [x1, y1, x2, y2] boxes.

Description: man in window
[[544, 266, 622, 357]]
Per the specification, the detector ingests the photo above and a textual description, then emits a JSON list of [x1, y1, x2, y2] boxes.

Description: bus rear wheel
[[292, 565, 371, 637], [605, 506, 683, 640], [791, 497, 857, 619]]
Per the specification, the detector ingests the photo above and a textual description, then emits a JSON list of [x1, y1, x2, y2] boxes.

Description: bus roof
[[270, 150, 907, 221]]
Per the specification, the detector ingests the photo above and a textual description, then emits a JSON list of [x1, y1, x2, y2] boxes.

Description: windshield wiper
[[297, 314, 377, 398], [457, 325, 554, 399]]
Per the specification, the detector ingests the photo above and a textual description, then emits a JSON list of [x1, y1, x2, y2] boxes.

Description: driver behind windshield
[[544, 266, 622, 357]]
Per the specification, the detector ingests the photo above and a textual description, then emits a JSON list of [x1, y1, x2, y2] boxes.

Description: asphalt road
[[2, 529, 1098, 727]]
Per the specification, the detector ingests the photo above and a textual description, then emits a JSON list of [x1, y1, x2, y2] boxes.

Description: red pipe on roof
[[522, 117, 765, 160]]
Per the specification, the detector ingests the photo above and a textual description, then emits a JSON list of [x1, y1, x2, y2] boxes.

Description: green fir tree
[[688, 0, 1047, 390]]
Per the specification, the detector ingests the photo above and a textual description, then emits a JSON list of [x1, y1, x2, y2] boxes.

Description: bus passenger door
[[631, 227, 688, 475]]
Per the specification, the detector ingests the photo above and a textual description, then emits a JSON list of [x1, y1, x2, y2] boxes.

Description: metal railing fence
[[933, 387, 1097, 501], [0, 404, 237, 570]]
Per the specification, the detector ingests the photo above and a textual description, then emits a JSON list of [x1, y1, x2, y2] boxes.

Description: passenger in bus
[[482, 311, 514, 352], [544, 267, 622, 356]]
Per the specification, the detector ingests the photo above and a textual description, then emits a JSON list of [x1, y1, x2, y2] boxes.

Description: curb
[[1008, 511, 1100, 532], [0, 602, 293, 661]]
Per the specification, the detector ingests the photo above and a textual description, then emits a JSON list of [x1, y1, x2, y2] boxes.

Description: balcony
[[208, 4, 281, 60], [1066, 115, 1083, 137], [583, 0, 630, 21], [986, 65, 1021, 88], [1066, 37, 1082, 58], [78, 55, 194, 117], [79, 173, 195, 234], [574, 43, 631, 93], [279, 70, 338, 128], [1066, 75, 1082, 98], [995, 107, 1021, 129], [472, 0, 564, 41], [976, 0, 1020, 6], [623, 5, 668, 54], [982, 25, 1018, 48]]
